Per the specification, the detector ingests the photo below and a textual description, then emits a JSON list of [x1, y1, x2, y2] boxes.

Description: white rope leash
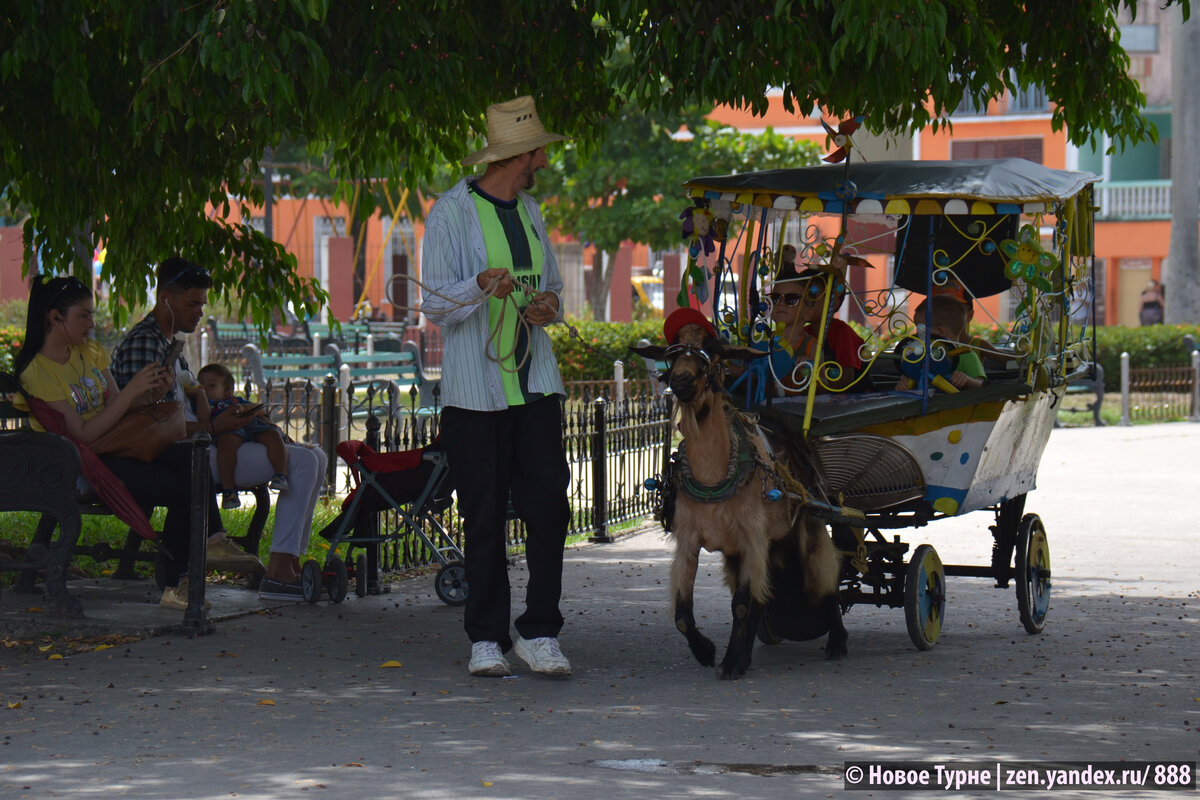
[[386, 272, 546, 374]]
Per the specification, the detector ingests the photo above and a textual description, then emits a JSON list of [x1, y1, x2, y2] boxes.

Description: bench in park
[[1056, 363, 1105, 427], [0, 373, 264, 623]]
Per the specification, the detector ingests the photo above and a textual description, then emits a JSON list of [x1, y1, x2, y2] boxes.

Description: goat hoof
[[717, 659, 749, 680], [689, 638, 716, 667], [824, 640, 849, 660]]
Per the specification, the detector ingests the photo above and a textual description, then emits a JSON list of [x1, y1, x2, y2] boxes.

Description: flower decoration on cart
[[677, 198, 729, 310], [1000, 223, 1059, 323], [679, 199, 727, 259]]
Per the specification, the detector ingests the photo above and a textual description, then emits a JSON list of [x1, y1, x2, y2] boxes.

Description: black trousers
[[440, 396, 571, 651], [101, 442, 200, 585]]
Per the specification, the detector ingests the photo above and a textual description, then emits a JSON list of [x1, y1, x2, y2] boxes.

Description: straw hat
[[462, 96, 570, 166]]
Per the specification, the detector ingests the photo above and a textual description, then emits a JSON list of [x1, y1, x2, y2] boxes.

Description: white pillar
[[1119, 351, 1131, 427]]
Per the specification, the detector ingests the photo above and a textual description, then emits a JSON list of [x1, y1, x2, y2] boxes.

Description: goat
[[632, 318, 848, 679]]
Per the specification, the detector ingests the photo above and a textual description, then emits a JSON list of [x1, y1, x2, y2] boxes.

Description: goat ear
[[720, 346, 769, 363], [629, 344, 667, 360]]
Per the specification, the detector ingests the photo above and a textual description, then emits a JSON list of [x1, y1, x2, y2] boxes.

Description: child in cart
[[194, 363, 290, 507], [902, 294, 987, 392]]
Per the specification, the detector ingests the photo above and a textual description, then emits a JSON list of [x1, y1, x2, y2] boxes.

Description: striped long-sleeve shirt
[[420, 177, 565, 411]]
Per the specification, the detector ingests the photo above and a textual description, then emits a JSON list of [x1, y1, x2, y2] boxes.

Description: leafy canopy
[[0, 0, 1186, 324]]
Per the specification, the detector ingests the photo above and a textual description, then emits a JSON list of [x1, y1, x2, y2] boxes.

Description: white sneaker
[[468, 641, 512, 677], [514, 635, 571, 676], [159, 576, 211, 610]]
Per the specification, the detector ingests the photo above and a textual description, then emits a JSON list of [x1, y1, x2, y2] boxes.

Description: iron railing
[[251, 374, 674, 575]]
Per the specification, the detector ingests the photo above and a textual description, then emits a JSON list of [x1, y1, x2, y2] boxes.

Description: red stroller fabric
[[318, 440, 450, 543], [335, 440, 441, 514]]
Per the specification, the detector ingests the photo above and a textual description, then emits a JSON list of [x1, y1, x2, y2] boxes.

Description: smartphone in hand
[[161, 339, 185, 367]]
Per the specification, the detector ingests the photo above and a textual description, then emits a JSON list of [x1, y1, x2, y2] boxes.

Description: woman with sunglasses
[[768, 263, 865, 394], [13, 275, 205, 609]]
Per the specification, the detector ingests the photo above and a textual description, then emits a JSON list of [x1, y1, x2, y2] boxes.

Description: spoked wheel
[[354, 553, 369, 599], [326, 555, 349, 604], [434, 560, 468, 606], [300, 559, 323, 604], [904, 544, 946, 651], [1015, 514, 1051, 634]]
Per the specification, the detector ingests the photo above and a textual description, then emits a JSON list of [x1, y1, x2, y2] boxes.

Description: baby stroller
[[305, 439, 466, 605]]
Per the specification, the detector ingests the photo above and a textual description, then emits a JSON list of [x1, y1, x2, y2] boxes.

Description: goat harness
[[673, 410, 766, 503]]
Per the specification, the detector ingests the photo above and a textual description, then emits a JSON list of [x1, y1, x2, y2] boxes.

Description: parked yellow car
[[632, 275, 664, 316]]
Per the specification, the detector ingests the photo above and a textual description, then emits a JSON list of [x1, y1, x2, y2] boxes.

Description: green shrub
[[0, 324, 22, 372], [549, 317, 665, 382], [1092, 324, 1200, 390], [0, 298, 28, 327]]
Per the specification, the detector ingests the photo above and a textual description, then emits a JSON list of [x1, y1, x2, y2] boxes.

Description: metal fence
[[1123, 364, 1190, 422], [1122, 359, 1200, 424], [257, 374, 672, 576]]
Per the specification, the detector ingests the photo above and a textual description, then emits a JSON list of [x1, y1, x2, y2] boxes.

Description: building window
[[1119, 24, 1158, 52], [1009, 84, 1048, 114], [950, 138, 1044, 164]]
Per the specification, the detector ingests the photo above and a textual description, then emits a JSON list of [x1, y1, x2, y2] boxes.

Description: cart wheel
[[354, 553, 369, 598], [904, 544, 946, 651], [1015, 514, 1051, 634], [300, 559, 323, 604], [326, 555, 349, 604], [434, 561, 468, 606]]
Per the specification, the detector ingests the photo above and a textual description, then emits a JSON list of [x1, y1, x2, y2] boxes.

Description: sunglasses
[[165, 265, 212, 287], [46, 275, 88, 307], [768, 293, 803, 307]]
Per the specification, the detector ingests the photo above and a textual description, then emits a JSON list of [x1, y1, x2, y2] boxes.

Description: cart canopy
[[683, 158, 1097, 215]]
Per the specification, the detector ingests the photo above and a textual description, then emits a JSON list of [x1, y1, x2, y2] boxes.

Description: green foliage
[[542, 105, 822, 318], [1, 0, 1185, 327], [0, 324, 21, 372], [606, 0, 1176, 153], [0, 1, 616, 325], [1092, 324, 1200, 389], [0, 298, 27, 327], [0, 498, 344, 587], [549, 316, 665, 381]]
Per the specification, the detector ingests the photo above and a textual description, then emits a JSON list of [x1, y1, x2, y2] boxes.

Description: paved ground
[[0, 423, 1197, 799]]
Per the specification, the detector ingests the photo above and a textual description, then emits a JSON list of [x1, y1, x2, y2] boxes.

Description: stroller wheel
[[355, 553, 370, 598], [326, 555, 349, 604], [435, 561, 468, 606], [300, 560, 322, 604]]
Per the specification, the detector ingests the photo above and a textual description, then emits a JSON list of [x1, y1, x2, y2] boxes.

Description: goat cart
[[676, 157, 1098, 652]]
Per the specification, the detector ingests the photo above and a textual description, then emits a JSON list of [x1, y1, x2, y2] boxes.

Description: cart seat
[[755, 381, 1034, 438]]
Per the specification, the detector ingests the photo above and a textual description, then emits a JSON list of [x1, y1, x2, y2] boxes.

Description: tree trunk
[[588, 247, 618, 321], [1166, 6, 1200, 324]]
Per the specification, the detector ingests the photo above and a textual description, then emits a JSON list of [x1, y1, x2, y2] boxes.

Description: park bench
[[205, 318, 254, 363], [239, 341, 440, 473], [241, 344, 340, 389], [242, 342, 437, 404], [302, 320, 371, 354], [0, 373, 244, 624], [1055, 363, 1105, 427], [362, 320, 408, 352]]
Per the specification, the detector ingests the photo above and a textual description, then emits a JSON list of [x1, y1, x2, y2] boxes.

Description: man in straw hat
[[420, 96, 573, 677]]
